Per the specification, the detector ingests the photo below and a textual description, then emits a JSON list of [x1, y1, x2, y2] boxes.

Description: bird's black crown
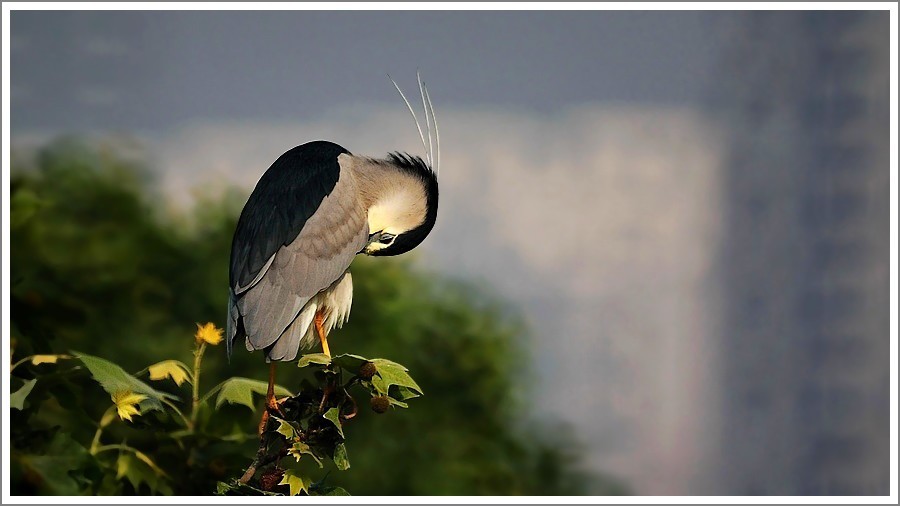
[[369, 152, 439, 256]]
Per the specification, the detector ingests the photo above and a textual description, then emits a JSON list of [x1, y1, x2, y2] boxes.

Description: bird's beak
[[359, 231, 383, 254]]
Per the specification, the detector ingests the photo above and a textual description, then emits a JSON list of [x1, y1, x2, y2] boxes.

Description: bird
[[226, 75, 440, 425]]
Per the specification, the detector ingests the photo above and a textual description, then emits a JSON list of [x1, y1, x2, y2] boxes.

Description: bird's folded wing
[[229, 141, 347, 294], [236, 162, 368, 352]]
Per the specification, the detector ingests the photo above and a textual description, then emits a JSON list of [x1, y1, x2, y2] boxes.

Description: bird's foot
[[266, 396, 285, 417], [256, 397, 286, 438]]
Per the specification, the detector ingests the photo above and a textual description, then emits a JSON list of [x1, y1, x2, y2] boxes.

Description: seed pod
[[259, 468, 284, 492], [358, 361, 377, 380], [370, 395, 391, 414]]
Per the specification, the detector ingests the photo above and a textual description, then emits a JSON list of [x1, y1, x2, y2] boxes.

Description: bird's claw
[[266, 396, 285, 418], [257, 397, 287, 438]]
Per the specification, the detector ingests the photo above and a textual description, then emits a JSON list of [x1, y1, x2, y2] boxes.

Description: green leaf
[[11, 379, 37, 410], [371, 374, 387, 395], [273, 417, 298, 440], [330, 353, 368, 373], [116, 453, 151, 491], [296, 353, 332, 368], [371, 359, 424, 398], [133, 449, 168, 478], [30, 354, 72, 366], [74, 352, 176, 413], [322, 407, 344, 438], [279, 469, 313, 496], [213, 377, 292, 411], [387, 397, 409, 409], [333, 443, 350, 471], [370, 357, 409, 371], [393, 385, 421, 401], [288, 441, 323, 468], [147, 360, 192, 386], [16, 432, 91, 495], [115, 451, 171, 494], [272, 417, 323, 467]]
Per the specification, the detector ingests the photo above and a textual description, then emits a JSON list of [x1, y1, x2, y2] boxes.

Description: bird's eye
[[380, 233, 396, 244]]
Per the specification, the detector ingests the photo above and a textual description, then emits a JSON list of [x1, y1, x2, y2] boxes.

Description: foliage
[[12, 320, 418, 496], [217, 352, 421, 496], [9, 138, 616, 495], [10, 324, 286, 495]]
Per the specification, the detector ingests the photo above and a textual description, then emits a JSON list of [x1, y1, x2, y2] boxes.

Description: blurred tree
[[10, 138, 625, 495]]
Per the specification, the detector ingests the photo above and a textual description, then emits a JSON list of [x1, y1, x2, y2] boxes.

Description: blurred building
[[712, 11, 890, 495]]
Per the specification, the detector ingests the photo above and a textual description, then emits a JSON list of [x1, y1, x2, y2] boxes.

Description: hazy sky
[[11, 10, 720, 133]]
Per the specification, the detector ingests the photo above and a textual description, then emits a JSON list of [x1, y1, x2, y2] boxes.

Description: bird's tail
[[226, 291, 242, 362]]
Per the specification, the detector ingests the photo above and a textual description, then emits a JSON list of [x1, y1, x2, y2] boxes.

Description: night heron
[[226, 76, 439, 422]]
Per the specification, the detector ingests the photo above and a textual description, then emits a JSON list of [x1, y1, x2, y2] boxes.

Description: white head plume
[[387, 73, 440, 177]]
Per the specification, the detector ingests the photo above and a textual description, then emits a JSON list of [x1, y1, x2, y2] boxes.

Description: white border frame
[[2, 2, 897, 504]]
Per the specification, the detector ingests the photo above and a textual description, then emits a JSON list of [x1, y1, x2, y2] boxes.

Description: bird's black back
[[229, 140, 349, 290]]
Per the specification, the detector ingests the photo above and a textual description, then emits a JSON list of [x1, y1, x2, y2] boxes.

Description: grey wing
[[230, 165, 368, 360]]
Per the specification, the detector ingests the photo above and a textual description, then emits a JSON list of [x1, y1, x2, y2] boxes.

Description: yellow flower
[[195, 322, 223, 346], [112, 390, 148, 422]]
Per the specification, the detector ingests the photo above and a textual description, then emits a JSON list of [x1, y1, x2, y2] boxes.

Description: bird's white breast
[[294, 271, 354, 351]]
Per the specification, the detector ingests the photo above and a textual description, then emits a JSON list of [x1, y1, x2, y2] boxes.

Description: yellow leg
[[315, 310, 331, 357], [266, 361, 277, 410], [257, 362, 279, 437]]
